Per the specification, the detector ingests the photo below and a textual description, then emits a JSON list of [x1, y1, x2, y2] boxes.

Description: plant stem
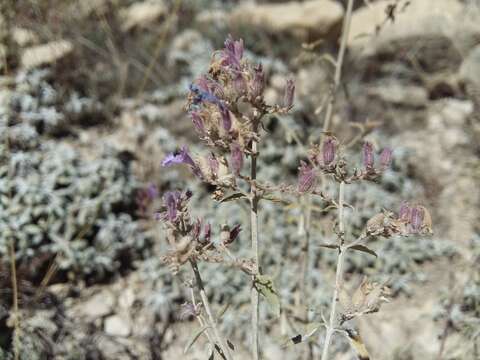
[[321, 181, 346, 360], [190, 260, 233, 360], [250, 134, 260, 360], [322, 0, 354, 134]]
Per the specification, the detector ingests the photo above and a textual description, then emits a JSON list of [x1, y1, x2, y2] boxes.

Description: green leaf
[[316, 243, 340, 250], [183, 325, 211, 354], [254, 274, 280, 317], [219, 192, 247, 203], [349, 244, 378, 258], [280, 322, 322, 347], [216, 303, 230, 320], [261, 195, 290, 205]]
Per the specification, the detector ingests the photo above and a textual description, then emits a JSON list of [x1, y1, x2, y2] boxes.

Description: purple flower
[[162, 147, 203, 178], [162, 146, 196, 167], [147, 183, 158, 199], [298, 161, 316, 193], [380, 147, 393, 168], [363, 142, 374, 169], [410, 206, 424, 233], [283, 78, 295, 109], [322, 137, 336, 166], [189, 84, 221, 106], [190, 111, 205, 135], [221, 35, 244, 70], [250, 64, 265, 99], [219, 104, 232, 132], [164, 191, 181, 222], [230, 142, 244, 175]]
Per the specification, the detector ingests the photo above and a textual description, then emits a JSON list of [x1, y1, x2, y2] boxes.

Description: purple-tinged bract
[[363, 142, 375, 169], [298, 161, 316, 193], [322, 137, 336, 166]]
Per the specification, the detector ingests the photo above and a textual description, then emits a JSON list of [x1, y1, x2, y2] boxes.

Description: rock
[[21, 40, 73, 69], [104, 314, 132, 337], [120, 0, 167, 32], [78, 291, 115, 319], [348, 0, 471, 72], [367, 83, 428, 108], [459, 45, 480, 90], [12, 27, 38, 47], [230, 0, 344, 42]]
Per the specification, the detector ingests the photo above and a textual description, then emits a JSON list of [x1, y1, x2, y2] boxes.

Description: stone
[[347, 0, 472, 72], [120, 0, 167, 32], [104, 314, 132, 337], [78, 291, 115, 319], [367, 83, 428, 108], [459, 45, 480, 90], [21, 40, 73, 69], [12, 27, 38, 47], [230, 0, 344, 42]]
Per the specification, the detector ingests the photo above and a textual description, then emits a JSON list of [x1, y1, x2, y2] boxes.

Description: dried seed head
[[322, 137, 336, 166]]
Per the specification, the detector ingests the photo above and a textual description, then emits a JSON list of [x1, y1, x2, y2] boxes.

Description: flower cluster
[[163, 35, 294, 196], [158, 190, 241, 274], [297, 137, 394, 192]]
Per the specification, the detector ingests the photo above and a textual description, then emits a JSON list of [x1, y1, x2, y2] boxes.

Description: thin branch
[[250, 129, 260, 360], [321, 181, 346, 360], [190, 260, 233, 360]]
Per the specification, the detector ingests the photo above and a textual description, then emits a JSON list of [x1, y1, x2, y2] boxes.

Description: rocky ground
[[1, 0, 479, 359]]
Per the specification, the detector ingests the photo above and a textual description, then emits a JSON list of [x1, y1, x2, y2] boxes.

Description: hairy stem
[[190, 260, 233, 360], [250, 134, 260, 360], [321, 181, 346, 360]]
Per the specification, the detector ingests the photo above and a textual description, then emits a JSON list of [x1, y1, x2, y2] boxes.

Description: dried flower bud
[[250, 64, 265, 99], [192, 218, 202, 240], [230, 142, 244, 175], [297, 161, 316, 193], [164, 191, 181, 222], [363, 142, 374, 169], [207, 153, 219, 178], [219, 104, 232, 132], [179, 302, 198, 320], [380, 147, 393, 168], [409, 206, 424, 233], [203, 223, 211, 243], [222, 35, 244, 70], [283, 78, 295, 109], [234, 73, 247, 95], [322, 137, 336, 166], [190, 111, 205, 135], [398, 201, 411, 221], [228, 224, 242, 244]]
